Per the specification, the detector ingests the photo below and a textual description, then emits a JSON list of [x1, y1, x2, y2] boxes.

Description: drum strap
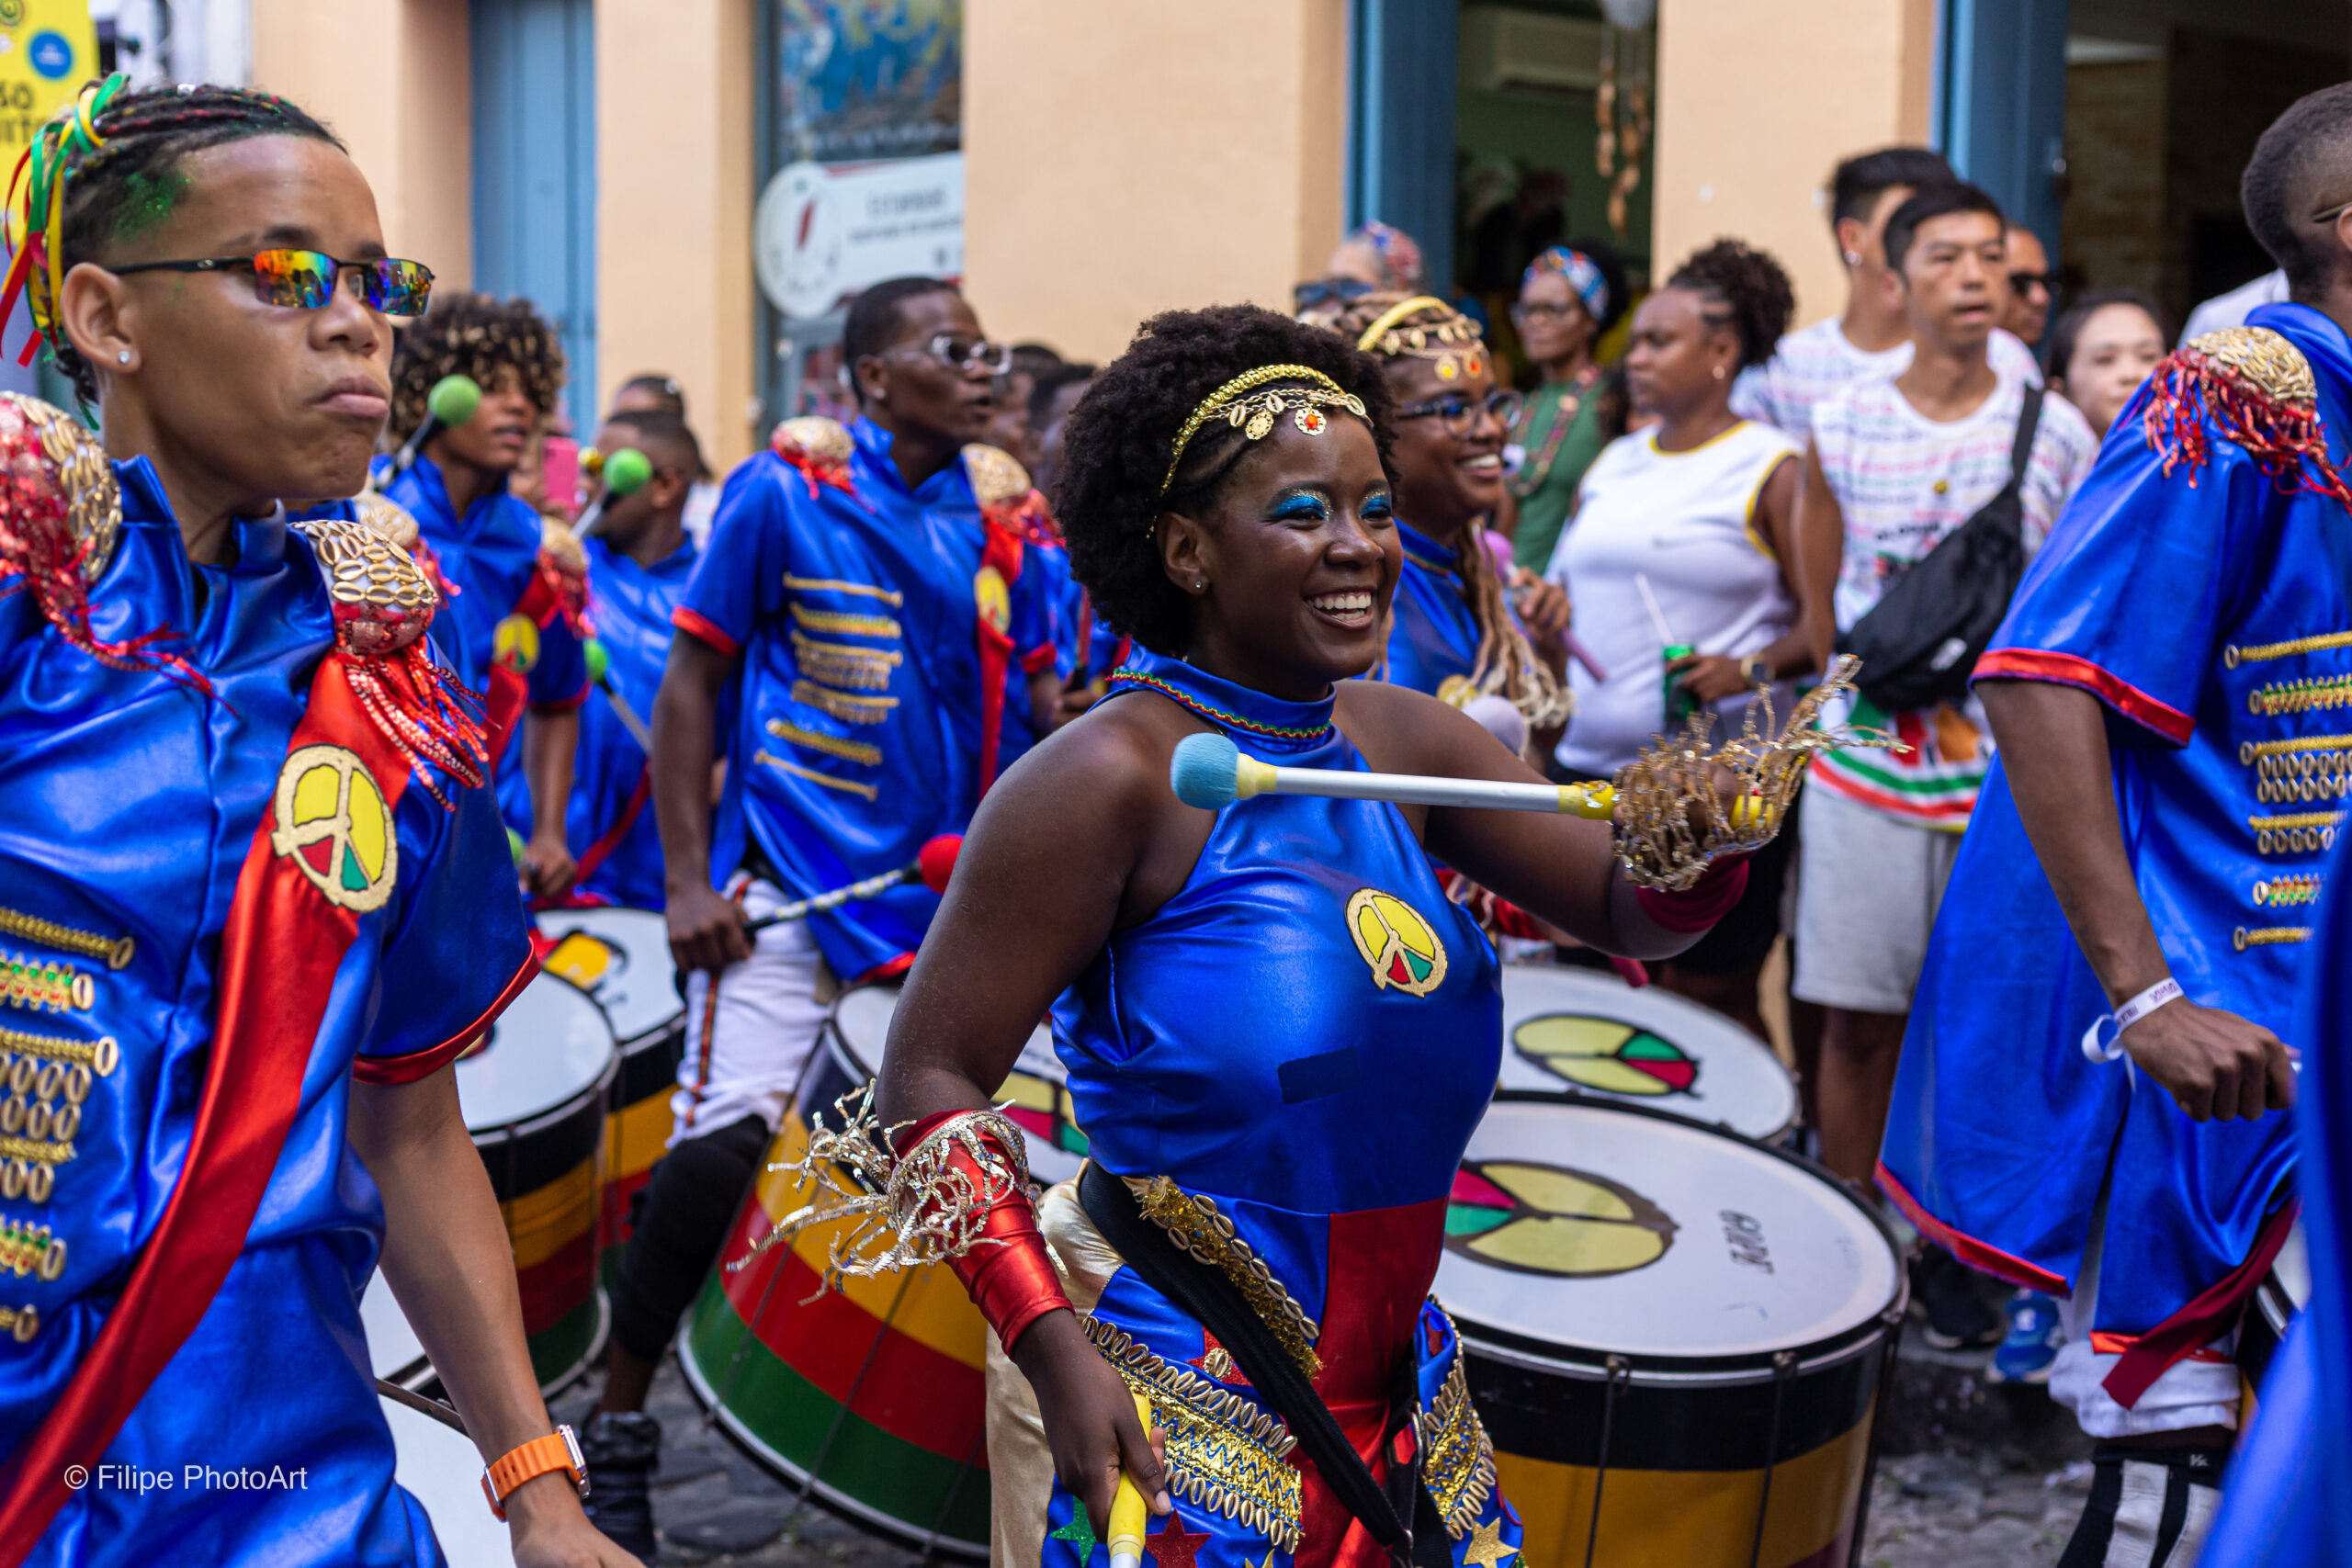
[[1078, 1163, 1448, 1568]]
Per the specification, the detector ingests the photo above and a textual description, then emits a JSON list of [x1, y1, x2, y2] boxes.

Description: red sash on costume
[[0, 654, 458, 1555], [975, 518, 1026, 796], [569, 767, 651, 890]]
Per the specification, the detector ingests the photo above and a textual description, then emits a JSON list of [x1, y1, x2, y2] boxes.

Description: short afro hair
[[390, 290, 566, 435], [1057, 304, 1393, 657], [1883, 182, 2005, 276], [842, 276, 961, 404], [2244, 85, 2352, 297], [1665, 240, 1796, 371]]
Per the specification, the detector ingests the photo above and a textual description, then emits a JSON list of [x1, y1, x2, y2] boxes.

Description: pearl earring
[[116, 351, 130, 365], [1713, 365, 1726, 380]]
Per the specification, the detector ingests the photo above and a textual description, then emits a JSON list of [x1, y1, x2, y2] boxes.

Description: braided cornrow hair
[[389, 289, 567, 436], [4, 78, 345, 401], [1663, 240, 1795, 374], [1306, 291, 1569, 729]]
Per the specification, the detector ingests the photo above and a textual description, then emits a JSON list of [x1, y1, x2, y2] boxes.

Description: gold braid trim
[[794, 681, 899, 725], [2249, 675, 2352, 716], [2225, 629, 2352, 668], [2248, 812, 2345, 831], [1613, 654, 1897, 891], [2242, 732, 2352, 763], [2254, 874, 2322, 908], [0, 908, 131, 971], [791, 629, 901, 691], [2234, 925, 2311, 950], [1081, 1316, 1302, 1551], [728, 1087, 1035, 1282], [766, 718, 883, 767], [1128, 1176, 1323, 1377], [1414, 1328, 1498, 1540], [0, 1026, 116, 1075]]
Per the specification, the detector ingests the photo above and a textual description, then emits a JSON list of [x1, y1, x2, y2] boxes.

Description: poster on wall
[[775, 0, 961, 164], [756, 152, 964, 321], [0, 0, 96, 151]]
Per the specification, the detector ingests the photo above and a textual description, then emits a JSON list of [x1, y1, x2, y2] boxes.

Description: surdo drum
[[678, 983, 1082, 1560], [536, 908, 687, 1286], [455, 972, 617, 1395], [1494, 965, 1799, 1143], [1440, 1096, 1904, 1568]]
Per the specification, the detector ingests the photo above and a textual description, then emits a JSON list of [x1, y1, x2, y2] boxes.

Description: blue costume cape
[[2202, 835, 2352, 1565], [674, 419, 1054, 981], [1382, 521, 1487, 702], [568, 534, 695, 908], [1881, 304, 2349, 1336], [1044, 648, 1520, 1568], [0, 463, 533, 1566], [382, 455, 590, 834]]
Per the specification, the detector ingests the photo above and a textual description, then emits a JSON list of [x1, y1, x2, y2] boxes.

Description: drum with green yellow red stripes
[[678, 982, 1083, 1559], [454, 971, 617, 1395]]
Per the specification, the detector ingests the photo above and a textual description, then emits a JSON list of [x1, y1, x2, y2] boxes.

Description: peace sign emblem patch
[[271, 745, 401, 913], [1345, 886, 1448, 997]]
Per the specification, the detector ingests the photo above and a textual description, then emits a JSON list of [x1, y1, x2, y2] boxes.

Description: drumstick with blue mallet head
[[741, 835, 965, 935]]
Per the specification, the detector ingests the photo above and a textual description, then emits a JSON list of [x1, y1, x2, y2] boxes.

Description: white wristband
[[2081, 976, 2184, 1064]]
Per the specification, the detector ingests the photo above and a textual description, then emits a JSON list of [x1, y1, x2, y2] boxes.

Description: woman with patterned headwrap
[[1305, 293, 1569, 750], [1501, 243, 1625, 574]]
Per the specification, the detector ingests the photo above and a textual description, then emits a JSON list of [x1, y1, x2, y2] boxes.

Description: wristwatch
[[481, 1425, 588, 1519], [1736, 653, 1772, 688]]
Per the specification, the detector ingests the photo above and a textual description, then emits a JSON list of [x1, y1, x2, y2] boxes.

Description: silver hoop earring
[[116, 351, 130, 365]]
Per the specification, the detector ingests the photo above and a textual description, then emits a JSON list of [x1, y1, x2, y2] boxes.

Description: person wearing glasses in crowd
[[2047, 289, 2172, 440], [383, 292, 591, 904], [0, 78, 632, 1565], [560, 408, 708, 911], [1500, 242, 1627, 575], [607, 373, 721, 549], [1306, 292, 1571, 750], [2001, 224, 2053, 352], [581, 277, 1062, 1557], [1542, 242, 1806, 1039]]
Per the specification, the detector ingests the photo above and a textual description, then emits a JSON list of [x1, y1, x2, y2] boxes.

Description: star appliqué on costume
[[1050, 1506, 1101, 1562], [1461, 1517, 1518, 1568], [1147, 1511, 1209, 1568]]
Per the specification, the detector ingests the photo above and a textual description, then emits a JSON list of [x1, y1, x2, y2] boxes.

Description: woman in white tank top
[[1543, 241, 1815, 1034]]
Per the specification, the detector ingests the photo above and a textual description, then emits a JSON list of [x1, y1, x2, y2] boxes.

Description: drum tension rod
[[1582, 1355, 1633, 1568], [1746, 1350, 1800, 1568]]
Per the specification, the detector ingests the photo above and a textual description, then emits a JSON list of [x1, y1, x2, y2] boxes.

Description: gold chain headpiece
[[1158, 364, 1370, 499], [1352, 296, 1488, 383]]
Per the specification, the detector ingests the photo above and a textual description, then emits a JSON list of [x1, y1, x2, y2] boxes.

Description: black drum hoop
[[1448, 1091, 1910, 1387]]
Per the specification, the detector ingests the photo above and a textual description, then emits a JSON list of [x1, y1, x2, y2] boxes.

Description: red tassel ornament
[[2143, 325, 2352, 514]]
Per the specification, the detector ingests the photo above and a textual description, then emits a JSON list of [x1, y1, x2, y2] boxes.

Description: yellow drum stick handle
[[1107, 1392, 1154, 1568]]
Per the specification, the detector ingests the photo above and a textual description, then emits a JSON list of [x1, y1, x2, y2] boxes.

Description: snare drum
[[457, 972, 618, 1395], [678, 982, 1073, 1560], [1441, 1096, 1904, 1568], [1494, 964, 1798, 1143], [536, 908, 687, 1285], [382, 1392, 513, 1566]]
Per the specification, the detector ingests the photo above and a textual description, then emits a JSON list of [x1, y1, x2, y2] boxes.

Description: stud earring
[[1193, 578, 1206, 592], [116, 351, 130, 365], [1713, 365, 1726, 380]]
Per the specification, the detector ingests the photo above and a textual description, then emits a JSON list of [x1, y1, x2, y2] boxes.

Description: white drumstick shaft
[[1251, 762, 1598, 815]]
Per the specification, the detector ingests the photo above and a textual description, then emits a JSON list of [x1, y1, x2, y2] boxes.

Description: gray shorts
[[1792, 782, 1964, 1014]]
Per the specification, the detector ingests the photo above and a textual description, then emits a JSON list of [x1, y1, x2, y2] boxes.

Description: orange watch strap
[[480, 1426, 587, 1520]]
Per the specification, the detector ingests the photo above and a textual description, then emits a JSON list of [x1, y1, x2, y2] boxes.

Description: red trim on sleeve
[[672, 605, 740, 658], [1020, 644, 1057, 675], [1875, 1160, 2070, 1297], [354, 949, 541, 1085], [849, 951, 917, 987], [1973, 648, 2194, 746], [530, 685, 592, 714]]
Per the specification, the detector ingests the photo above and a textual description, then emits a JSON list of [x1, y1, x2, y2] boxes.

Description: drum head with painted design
[[831, 983, 1086, 1185], [1437, 1100, 1899, 1360], [455, 973, 616, 1134], [537, 908, 682, 1049], [1495, 965, 1797, 1141]]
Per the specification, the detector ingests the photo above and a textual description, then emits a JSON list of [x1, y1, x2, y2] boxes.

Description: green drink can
[[1662, 644, 1696, 728]]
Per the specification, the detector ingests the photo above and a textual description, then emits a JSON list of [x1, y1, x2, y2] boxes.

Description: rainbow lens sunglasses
[[107, 250, 435, 317]]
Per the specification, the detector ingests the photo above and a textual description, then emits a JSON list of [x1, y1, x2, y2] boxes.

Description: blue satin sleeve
[[526, 604, 589, 709], [1010, 537, 1057, 667], [1980, 390, 2269, 743], [360, 767, 534, 1063], [677, 457, 793, 654]]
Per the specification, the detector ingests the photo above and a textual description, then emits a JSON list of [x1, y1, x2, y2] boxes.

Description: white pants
[[670, 876, 835, 1147], [2050, 1187, 2241, 1438]]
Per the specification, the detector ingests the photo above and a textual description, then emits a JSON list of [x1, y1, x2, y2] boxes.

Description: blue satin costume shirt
[[1882, 303, 2348, 1332], [1045, 648, 1519, 1568], [568, 534, 695, 908], [0, 462, 534, 1566], [382, 454, 590, 833], [676, 420, 1053, 981]]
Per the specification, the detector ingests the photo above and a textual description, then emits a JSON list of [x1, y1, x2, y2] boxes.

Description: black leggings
[[609, 1111, 771, 1364]]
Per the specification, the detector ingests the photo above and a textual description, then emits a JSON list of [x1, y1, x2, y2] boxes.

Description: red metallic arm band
[[894, 1111, 1072, 1352], [1633, 853, 1750, 933]]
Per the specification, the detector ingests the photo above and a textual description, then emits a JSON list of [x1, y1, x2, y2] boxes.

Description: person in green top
[[1505, 243, 1628, 571]]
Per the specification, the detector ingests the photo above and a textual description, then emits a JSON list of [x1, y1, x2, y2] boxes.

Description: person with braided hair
[[1539, 239, 1807, 1038], [382, 291, 590, 903], [1303, 292, 1569, 752], [0, 77, 633, 1565]]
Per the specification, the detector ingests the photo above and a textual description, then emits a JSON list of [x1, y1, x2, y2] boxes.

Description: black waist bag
[[1838, 386, 2043, 713]]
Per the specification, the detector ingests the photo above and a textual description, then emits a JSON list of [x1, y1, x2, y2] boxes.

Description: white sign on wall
[[755, 152, 965, 321]]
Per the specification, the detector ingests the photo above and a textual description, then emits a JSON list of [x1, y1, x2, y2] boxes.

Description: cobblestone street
[[551, 1311, 2098, 1568]]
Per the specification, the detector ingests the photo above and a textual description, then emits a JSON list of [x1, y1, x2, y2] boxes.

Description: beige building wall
[[963, 0, 1350, 363], [251, 0, 473, 288], [1651, 0, 1939, 326], [596, 0, 759, 465]]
